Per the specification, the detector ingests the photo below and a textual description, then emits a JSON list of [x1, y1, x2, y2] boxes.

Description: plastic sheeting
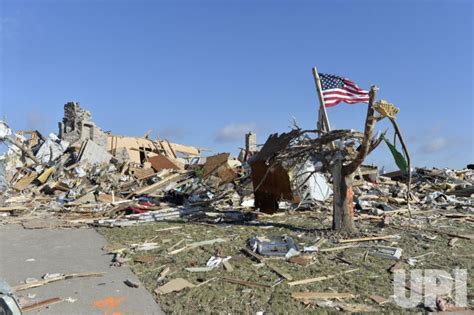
[[35, 135, 69, 165], [0, 121, 12, 140], [292, 160, 332, 202]]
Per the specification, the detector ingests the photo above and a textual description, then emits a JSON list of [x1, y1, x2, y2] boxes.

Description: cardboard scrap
[[149, 154, 183, 172], [155, 278, 195, 295], [288, 256, 311, 266]]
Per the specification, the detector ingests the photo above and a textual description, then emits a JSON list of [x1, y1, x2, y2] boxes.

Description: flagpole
[[312, 67, 331, 133]]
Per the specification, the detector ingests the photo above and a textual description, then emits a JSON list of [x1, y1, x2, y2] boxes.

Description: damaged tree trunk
[[332, 86, 377, 232], [332, 155, 356, 231]]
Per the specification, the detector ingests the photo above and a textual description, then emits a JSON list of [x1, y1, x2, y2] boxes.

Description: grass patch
[[99, 210, 473, 314]]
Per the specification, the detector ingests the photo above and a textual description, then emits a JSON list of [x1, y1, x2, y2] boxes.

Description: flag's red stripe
[[324, 97, 369, 103], [321, 75, 369, 107], [345, 86, 368, 94], [343, 79, 366, 91], [324, 99, 368, 107], [323, 90, 368, 98]]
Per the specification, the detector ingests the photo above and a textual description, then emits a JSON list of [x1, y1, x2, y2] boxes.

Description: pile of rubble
[[0, 102, 257, 228], [0, 102, 472, 231], [1, 102, 473, 314]]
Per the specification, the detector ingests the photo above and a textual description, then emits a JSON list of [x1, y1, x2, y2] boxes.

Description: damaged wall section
[[58, 102, 108, 147]]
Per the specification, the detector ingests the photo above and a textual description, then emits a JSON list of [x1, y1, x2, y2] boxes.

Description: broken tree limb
[[4, 137, 41, 166], [343, 86, 378, 176]]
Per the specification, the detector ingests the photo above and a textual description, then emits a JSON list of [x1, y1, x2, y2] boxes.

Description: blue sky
[[1, 0, 472, 170]]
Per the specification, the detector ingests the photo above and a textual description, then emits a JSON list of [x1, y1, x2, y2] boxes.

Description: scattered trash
[[155, 278, 195, 295], [64, 297, 78, 303], [124, 279, 140, 288], [206, 256, 231, 269], [364, 245, 402, 260], [1, 87, 473, 315], [249, 235, 297, 257], [14, 272, 105, 292]]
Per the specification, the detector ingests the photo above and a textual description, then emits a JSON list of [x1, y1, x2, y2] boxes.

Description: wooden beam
[[291, 292, 355, 300]]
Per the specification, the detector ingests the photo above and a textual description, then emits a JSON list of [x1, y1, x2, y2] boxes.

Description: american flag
[[319, 73, 369, 107]]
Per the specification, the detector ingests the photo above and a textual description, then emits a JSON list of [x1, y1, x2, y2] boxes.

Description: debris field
[[0, 100, 472, 314]]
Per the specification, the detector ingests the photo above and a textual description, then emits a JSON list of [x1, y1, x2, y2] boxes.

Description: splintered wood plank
[[338, 235, 397, 243], [21, 297, 63, 312], [291, 292, 355, 300], [288, 268, 358, 286]]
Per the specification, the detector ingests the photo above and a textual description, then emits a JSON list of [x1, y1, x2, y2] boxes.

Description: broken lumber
[[338, 235, 398, 243], [0, 206, 28, 212], [287, 268, 359, 286], [13, 272, 105, 292], [291, 292, 355, 300], [319, 244, 359, 252], [223, 260, 234, 272], [21, 297, 63, 312], [128, 172, 190, 197], [241, 248, 293, 280]]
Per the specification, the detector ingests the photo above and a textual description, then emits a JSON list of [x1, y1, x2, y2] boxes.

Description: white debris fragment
[[65, 297, 78, 303], [303, 246, 319, 253], [206, 256, 231, 269], [285, 248, 300, 258], [25, 278, 38, 284], [42, 273, 62, 280]]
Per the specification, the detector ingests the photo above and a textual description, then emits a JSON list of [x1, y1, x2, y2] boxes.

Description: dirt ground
[[99, 208, 473, 314]]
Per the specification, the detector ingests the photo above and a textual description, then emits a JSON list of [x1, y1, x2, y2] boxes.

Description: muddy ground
[[99, 208, 473, 314]]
